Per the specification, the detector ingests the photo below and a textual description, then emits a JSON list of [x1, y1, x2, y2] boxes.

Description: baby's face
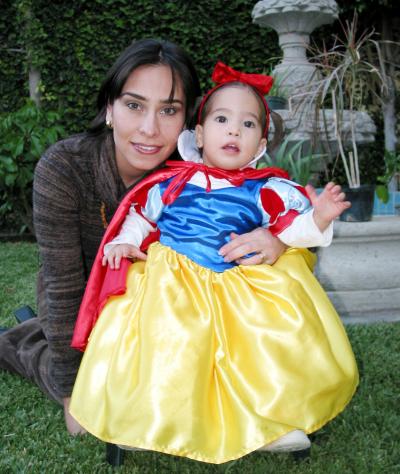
[[195, 85, 266, 170]]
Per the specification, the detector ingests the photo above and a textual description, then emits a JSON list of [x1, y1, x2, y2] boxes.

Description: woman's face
[[107, 64, 186, 186]]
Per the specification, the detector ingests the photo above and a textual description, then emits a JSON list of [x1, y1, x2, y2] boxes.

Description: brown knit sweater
[[33, 132, 127, 397]]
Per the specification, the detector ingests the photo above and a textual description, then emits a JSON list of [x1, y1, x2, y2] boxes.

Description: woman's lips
[[132, 143, 162, 154]]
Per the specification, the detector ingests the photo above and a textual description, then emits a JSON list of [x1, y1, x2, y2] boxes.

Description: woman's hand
[[218, 228, 287, 266], [63, 397, 87, 436], [102, 243, 147, 269]]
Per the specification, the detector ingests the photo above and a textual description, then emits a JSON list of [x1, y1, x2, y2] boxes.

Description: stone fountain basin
[[268, 108, 376, 157], [314, 216, 400, 323]]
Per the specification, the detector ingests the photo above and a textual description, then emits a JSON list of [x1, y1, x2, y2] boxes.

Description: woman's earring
[[105, 119, 113, 129]]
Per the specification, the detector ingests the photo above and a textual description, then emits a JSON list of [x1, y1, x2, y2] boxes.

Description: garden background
[[1, 1, 399, 472], [1, 0, 399, 234]]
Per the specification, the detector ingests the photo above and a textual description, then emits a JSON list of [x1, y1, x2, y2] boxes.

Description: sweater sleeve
[[33, 147, 87, 397]]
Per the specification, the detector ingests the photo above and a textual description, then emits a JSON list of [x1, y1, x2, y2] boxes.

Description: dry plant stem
[[349, 152, 356, 187], [332, 91, 353, 187], [374, 32, 397, 152], [350, 70, 360, 187], [306, 13, 399, 190], [321, 107, 335, 181]]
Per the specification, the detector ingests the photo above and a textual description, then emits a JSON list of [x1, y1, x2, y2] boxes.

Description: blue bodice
[[157, 179, 266, 272]]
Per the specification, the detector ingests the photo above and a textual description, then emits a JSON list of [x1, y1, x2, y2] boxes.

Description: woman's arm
[[33, 148, 88, 399]]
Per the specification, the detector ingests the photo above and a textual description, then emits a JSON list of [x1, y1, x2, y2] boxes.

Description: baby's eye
[[161, 106, 177, 116], [244, 120, 256, 128], [215, 115, 227, 123]]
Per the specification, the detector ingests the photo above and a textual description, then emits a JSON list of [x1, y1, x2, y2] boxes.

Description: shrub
[[0, 100, 65, 235]]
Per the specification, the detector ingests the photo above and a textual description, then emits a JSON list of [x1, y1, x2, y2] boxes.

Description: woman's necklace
[[100, 202, 108, 229]]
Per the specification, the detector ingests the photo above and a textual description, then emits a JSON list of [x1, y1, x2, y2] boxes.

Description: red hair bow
[[197, 61, 273, 138], [212, 61, 274, 96]]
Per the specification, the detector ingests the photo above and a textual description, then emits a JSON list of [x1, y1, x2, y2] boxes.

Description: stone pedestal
[[315, 216, 400, 323], [252, 0, 338, 99]]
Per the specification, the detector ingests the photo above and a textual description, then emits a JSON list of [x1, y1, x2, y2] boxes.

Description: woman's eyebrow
[[120, 92, 184, 105], [120, 92, 146, 100]]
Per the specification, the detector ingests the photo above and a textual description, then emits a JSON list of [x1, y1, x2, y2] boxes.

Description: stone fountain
[[252, 0, 376, 154]]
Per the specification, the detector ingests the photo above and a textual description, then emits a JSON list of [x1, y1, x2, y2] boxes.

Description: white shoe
[[258, 429, 311, 452]]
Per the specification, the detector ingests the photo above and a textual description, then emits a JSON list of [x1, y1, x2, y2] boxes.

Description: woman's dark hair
[[90, 38, 200, 133]]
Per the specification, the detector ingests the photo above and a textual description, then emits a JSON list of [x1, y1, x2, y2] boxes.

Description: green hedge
[[1, 0, 281, 135], [0, 2, 27, 113], [3, 0, 396, 135], [0, 0, 282, 232], [2, 0, 397, 134], [1, 0, 397, 232]]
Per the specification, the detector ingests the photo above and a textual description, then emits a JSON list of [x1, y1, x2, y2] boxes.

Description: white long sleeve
[[103, 184, 164, 256], [278, 209, 333, 247], [103, 209, 155, 255]]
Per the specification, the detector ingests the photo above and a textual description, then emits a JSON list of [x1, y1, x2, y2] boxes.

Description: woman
[[0, 39, 285, 435]]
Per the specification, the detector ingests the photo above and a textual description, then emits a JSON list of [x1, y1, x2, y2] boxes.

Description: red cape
[[71, 162, 289, 351]]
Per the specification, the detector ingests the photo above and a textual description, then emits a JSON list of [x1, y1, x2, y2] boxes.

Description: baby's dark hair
[[197, 82, 267, 134]]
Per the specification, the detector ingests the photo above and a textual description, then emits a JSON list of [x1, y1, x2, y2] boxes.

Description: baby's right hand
[[102, 244, 147, 269]]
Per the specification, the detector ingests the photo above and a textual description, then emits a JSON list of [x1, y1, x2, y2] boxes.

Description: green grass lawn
[[0, 242, 399, 473]]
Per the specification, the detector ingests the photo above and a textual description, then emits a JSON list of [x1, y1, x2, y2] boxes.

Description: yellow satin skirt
[[70, 242, 358, 464]]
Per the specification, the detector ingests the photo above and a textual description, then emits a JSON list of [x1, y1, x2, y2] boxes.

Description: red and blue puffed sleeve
[[258, 177, 311, 235]]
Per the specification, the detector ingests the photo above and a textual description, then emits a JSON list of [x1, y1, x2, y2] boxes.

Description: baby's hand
[[102, 244, 147, 269], [306, 182, 351, 232]]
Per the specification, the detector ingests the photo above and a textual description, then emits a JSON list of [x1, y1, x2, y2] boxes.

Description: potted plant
[[306, 13, 396, 221], [264, 69, 289, 111], [257, 136, 326, 186], [376, 149, 400, 203]]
